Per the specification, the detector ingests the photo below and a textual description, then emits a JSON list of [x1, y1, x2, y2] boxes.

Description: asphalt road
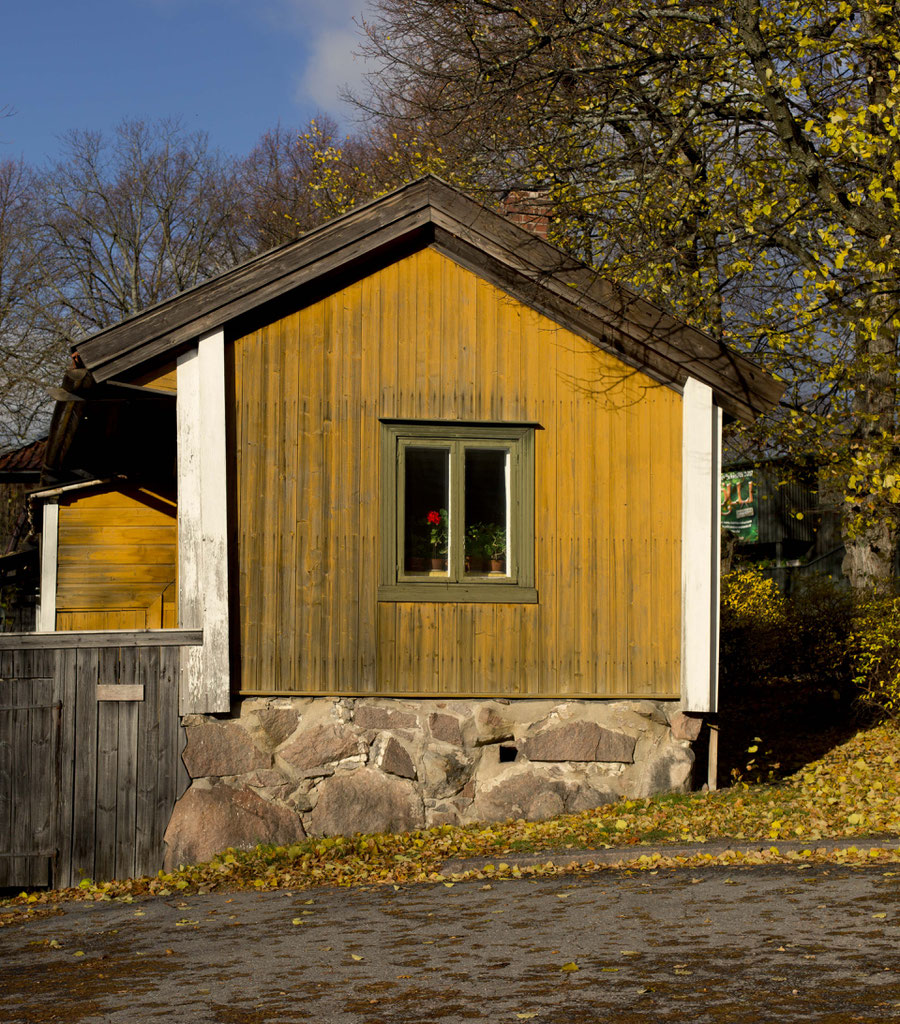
[[2, 865, 899, 1023]]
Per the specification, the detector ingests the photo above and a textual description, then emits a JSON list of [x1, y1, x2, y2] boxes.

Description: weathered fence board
[[70, 646, 99, 880], [55, 647, 77, 885], [0, 631, 200, 889], [134, 645, 159, 873], [116, 690, 139, 881], [28, 674, 55, 880], [0, 665, 10, 879], [95, 649, 120, 882], [0, 629, 202, 650]]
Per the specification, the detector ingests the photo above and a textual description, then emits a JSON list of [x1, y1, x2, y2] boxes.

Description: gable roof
[[72, 175, 782, 424]]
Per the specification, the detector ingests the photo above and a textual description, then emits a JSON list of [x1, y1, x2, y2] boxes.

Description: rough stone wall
[[163, 697, 697, 869]]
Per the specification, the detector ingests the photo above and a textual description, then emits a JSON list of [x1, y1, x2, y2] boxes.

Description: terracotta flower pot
[[430, 557, 447, 571]]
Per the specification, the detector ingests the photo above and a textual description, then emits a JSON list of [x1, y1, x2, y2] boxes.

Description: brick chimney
[[500, 188, 552, 240]]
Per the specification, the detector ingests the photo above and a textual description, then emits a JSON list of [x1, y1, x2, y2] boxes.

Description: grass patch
[[646, 792, 695, 809], [3, 722, 900, 915], [636, 828, 673, 843]]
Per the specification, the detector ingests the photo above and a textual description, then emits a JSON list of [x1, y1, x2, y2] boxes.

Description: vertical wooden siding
[[231, 247, 682, 697], [129, 361, 178, 393], [56, 488, 178, 631]]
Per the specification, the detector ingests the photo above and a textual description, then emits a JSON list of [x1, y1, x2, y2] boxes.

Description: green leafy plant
[[848, 593, 900, 720], [721, 565, 784, 624], [486, 524, 506, 560], [465, 521, 505, 564], [465, 522, 492, 559], [718, 567, 859, 781]]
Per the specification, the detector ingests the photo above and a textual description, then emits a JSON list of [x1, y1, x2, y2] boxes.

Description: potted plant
[[427, 509, 448, 570], [487, 524, 506, 573], [465, 522, 490, 573]]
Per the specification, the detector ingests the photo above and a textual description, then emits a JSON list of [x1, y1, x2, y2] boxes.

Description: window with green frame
[[379, 422, 537, 602]]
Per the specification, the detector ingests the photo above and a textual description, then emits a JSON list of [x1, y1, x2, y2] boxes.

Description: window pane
[[404, 447, 450, 574], [464, 448, 509, 576]]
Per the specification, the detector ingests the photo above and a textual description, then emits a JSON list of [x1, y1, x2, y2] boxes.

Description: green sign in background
[[721, 469, 757, 542]]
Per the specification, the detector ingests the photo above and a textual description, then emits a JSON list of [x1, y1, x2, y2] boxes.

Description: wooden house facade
[[1, 178, 782, 882]]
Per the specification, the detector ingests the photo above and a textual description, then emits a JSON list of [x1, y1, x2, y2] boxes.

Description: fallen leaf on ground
[[5, 724, 900, 907]]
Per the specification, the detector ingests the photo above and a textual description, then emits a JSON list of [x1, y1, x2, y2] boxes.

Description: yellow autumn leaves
[[2, 721, 899, 916]]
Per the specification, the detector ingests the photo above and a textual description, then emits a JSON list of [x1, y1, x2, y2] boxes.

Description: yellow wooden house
[[25, 178, 782, 848], [35, 176, 780, 711]]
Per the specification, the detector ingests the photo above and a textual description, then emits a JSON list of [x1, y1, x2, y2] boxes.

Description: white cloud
[[298, 25, 370, 112], [263, 0, 374, 118]]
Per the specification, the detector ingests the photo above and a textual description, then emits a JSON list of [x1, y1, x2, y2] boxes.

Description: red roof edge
[[0, 437, 47, 474]]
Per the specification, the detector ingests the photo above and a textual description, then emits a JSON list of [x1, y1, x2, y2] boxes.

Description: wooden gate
[[0, 631, 201, 888], [0, 651, 57, 887]]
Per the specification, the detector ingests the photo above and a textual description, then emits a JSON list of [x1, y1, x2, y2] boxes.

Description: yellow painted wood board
[[228, 246, 682, 697], [55, 485, 178, 633]]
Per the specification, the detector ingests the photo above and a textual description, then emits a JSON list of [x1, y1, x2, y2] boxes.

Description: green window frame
[[379, 421, 537, 603]]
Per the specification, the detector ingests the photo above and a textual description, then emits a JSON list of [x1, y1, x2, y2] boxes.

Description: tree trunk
[[842, 517, 896, 591], [841, 293, 898, 592], [841, 12, 899, 595]]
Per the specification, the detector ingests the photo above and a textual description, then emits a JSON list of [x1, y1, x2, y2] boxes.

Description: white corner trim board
[[177, 330, 230, 714], [681, 377, 722, 714], [37, 502, 59, 632]]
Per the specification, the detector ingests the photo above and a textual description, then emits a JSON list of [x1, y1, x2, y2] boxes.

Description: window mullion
[[396, 441, 407, 579], [506, 447, 515, 580], [450, 440, 465, 582]]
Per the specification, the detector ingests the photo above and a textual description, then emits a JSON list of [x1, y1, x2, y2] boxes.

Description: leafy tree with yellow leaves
[[356, 0, 900, 590], [238, 117, 386, 247]]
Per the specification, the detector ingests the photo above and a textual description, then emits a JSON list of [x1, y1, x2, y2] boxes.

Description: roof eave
[[73, 174, 782, 425]]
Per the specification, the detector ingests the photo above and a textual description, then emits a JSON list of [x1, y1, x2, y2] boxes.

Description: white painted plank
[[680, 378, 721, 713], [712, 402, 722, 705], [177, 343, 203, 714], [37, 503, 59, 632], [176, 329, 230, 714], [197, 329, 230, 713]]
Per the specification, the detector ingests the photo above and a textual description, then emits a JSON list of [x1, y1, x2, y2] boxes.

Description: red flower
[[426, 510, 441, 526]]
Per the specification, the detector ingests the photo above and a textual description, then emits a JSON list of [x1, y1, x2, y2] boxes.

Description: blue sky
[[2, 0, 371, 165]]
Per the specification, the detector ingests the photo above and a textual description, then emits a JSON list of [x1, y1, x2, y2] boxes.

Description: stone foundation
[[163, 697, 697, 868]]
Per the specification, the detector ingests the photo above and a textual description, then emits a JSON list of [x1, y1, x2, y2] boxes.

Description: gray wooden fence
[[0, 630, 201, 889]]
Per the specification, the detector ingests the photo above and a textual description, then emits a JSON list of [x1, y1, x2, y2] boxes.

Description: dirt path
[[2, 865, 899, 1023]]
